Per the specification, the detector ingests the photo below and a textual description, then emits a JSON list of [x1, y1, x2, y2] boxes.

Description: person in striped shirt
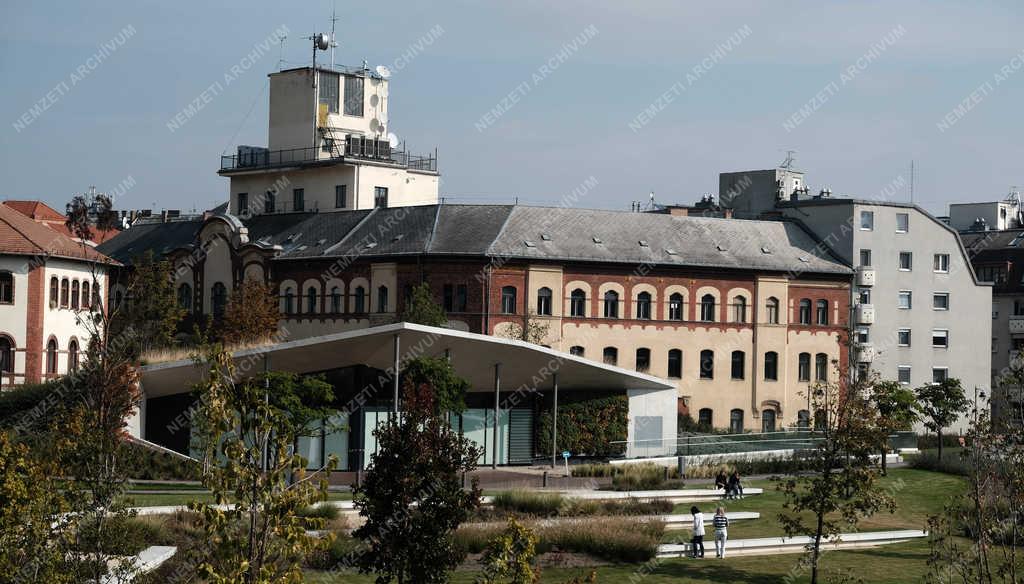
[[713, 506, 730, 558]]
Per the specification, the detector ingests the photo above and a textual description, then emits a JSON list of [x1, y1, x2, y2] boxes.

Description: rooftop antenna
[[276, 33, 288, 71], [909, 160, 915, 203], [329, 2, 340, 68], [779, 150, 797, 169]]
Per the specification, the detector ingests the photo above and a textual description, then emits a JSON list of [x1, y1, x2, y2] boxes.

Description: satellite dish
[[387, 132, 399, 148], [315, 33, 331, 51], [375, 65, 391, 79]]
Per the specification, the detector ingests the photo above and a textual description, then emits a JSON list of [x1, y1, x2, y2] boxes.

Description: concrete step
[[657, 529, 928, 558]]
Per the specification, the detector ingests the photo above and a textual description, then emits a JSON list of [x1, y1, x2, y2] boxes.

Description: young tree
[[189, 345, 338, 583], [65, 191, 119, 244], [871, 380, 919, 475], [478, 517, 540, 584], [221, 280, 280, 345], [401, 356, 469, 416], [778, 369, 896, 584], [352, 380, 482, 584], [399, 282, 448, 327], [915, 378, 969, 460], [115, 250, 185, 356]]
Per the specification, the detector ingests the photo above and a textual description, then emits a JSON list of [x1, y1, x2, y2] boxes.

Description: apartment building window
[[343, 75, 364, 116], [636, 291, 652, 319], [933, 292, 949, 310], [604, 291, 619, 318], [668, 293, 683, 320], [319, 71, 340, 113], [0, 272, 14, 305], [898, 366, 912, 384], [798, 353, 811, 381], [898, 290, 912, 309], [977, 265, 1007, 284], [764, 351, 779, 381], [237, 192, 248, 215], [856, 327, 869, 343], [896, 212, 909, 233], [667, 349, 682, 378], [635, 348, 651, 373], [766, 297, 780, 324], [860, 289, 872, 304], [0, 336, 13, 374], [443, 284, 454, 312], [501, 286, 517, 314], [292, 188, 305, 212], [699, 408, 713, 427], [69, 280, 78, 309], [306, 287, 318, 314], [537, 287, 553, 316], [798, 299, 812, 325], [81, 281, 90, 309], [700, 350, 714, 379], [933, 329, 949, 348], [860, 210, 874, 230], [569, 346, 584, 357], [374, 186, 388, 208], [377, 286, 389, 313], [60, 278, 69, 307], [700, 294, 716, 322], [1015, 299, 1024, 316], [732, 296, 747, 323], [283, 288, 294, 313], [729, 409, 744, 433], [897, 329, 911, 346], [731, 350, 745, 379], [455, 284, 467, 312], [859, 249, 872, 266], [211, 283, 227, 318], [815, 353, 828, 381], [932, 367, 949, 383], [264, 190, 276, 213], [898, 252, 913, 271], [353, 286, 366, 312], [50, 276, 58, 307], [330, 287, 341, 313], [762, 410, 777, 433], [570, 289, 586, 317], [816, 299, 829, 325], [46, 339, 57, 375], [335, 185, 347, 208], [603, 347, 618, 366], [933, 254, 950, 273]]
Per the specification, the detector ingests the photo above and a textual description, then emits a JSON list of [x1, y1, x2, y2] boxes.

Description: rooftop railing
[[220, 141, 437, 173]]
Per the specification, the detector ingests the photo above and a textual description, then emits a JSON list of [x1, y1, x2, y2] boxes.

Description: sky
[[2, 1, 1023, 217]]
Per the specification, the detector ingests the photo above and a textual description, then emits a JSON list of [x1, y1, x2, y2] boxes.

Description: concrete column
[[492, 362, 501, 470], [551, 372, 559, 468], [392, 333, 400, 415]]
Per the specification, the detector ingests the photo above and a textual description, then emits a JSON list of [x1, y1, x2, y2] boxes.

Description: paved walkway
[[658, 529, 928, 558]]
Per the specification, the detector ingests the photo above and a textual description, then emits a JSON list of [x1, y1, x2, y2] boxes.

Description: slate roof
[[0, 203, 116, 263], [99, 204, 852, 275]]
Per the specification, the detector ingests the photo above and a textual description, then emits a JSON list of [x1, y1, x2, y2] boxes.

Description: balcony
[[219, 140, 437, 174], [1010, 315, 1024, 336], [855, 304, 875, 325], [856, 266, 875, 287]]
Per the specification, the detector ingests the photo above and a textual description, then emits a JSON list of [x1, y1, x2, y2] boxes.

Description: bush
[[480, 491, 673, 519], [492, 490, 564, 516], [297, 503, 340, 520], [305, 533, 365, 570], [536, 395, 628, 458], [72, 515, 170, 556], [683, 455, 811, 479], [906, 450, 969, 476], [917, 433, 964, 450], [122, 441, 201, 481]]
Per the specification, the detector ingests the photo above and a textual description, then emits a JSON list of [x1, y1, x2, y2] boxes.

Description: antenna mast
[[779, 150, 797, 169], [329, 2, 339, 68], [910, 160, 915, 203]]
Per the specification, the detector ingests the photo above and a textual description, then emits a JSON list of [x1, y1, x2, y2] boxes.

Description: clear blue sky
[[2, 1, 1022, 216]]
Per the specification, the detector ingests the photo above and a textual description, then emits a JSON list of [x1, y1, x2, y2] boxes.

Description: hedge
[[536, 394, 628, 458]]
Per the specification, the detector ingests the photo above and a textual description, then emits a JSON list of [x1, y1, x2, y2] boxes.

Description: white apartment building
[[220, 65, 440, 216]]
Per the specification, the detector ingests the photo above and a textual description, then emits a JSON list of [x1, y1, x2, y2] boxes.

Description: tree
[[352, 380, 482, 584], [916, 378, 969, 460], [501, 311, 550, 345], [115, 250, 185, 356], [400, 282, 448, 327], [221, 280, 280, 345], [778, 368, 896, 584], [478, 517, 540, 584], [401, 356, 469, 415], [871, 380, 919, 475], [66, 191, 118, 244], [189, 345, 338, 583]]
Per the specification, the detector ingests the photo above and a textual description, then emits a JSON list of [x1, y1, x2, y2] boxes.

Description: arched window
[[283, 288, 294, 313], [0, 272, 12, 304], [68, 339, 79, 373], [81, 281, 90, 309], [636, 291, 652, 320], [731, 350, 745, 379], [815, 353, 829, 382], [377, 285, 389, 313], [602, 347, 618, 366], [537, 287, 552, 316], [762, 410, 777, 433], [798, 352, 811, 381], [667, 349, 682, 378], [60, 278, 69, 307], [766, 297, 780, 324], [603, 290, 619, 318], [330, 287, 341, 313], [799, 298, 812, 325], [698, 408, 713, 427], [635, 348, 650, 372], [0, 336, 13, 373], [814, 409, 827, 431], [569, 288, 586, 317], [797, 409, 810, 429], [307, 286, 318, 314], [730, 409, 744, 434], [699, 349, 714, 379], [501, 286, 517, 314], [49, 276, 58, 307], [569, 346, 584, 357], [46, 339, 57, 375], [816, 299, 829, 325], [92, 284, 101, 310], [732, 296, 747, 323], [354, 286, 366, 312], [211, 283, 227, 318], [700, 294, 716, 322], [178, 283, 192, 312], [70, 281, 80, 309], [764, 351, 779, 381], [668, 292, 684, 320]]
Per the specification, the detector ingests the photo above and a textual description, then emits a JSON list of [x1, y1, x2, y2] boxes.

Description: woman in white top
[[690, 505, 705, 558]]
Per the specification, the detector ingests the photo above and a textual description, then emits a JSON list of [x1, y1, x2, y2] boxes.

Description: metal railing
[[220, 143, 437, 173]]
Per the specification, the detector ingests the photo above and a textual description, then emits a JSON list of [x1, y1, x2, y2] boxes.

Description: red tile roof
[[2, 199, 120, 244], [0, 204, 118, 264]]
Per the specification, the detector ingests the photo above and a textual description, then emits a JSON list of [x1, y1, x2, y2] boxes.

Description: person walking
[[713, 506, 730, 558], [691, 505, 705, 558]]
